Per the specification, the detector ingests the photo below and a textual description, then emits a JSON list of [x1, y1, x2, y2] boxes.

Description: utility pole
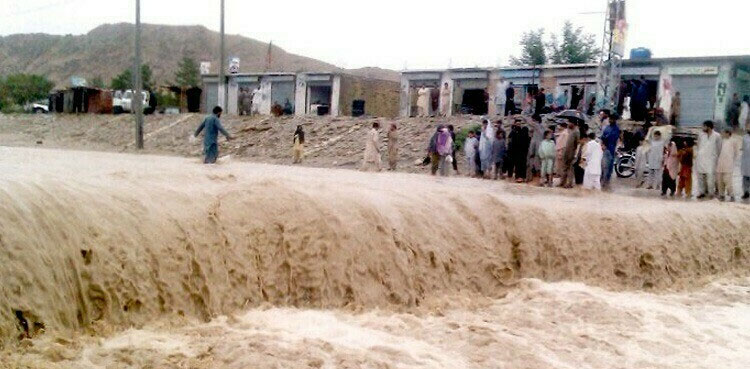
[[134, 0, 144, 149], [596, 0, 626, 112], [219, 0, 225, 110]]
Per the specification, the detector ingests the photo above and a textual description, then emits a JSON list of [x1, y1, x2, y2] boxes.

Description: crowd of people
[[192, 105, 750, 202], [355, 110, 750, 201], [419, 110, 623, 192]]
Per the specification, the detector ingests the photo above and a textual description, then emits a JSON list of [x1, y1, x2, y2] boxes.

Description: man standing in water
[[194, 106, 232, 164]]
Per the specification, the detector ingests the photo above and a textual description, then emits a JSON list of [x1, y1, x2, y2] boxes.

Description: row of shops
[[201, 72, 400, 118], [400, 55, 750, 127]]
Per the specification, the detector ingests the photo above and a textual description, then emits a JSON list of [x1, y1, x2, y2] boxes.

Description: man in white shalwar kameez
[[251, 87, 262, 115], [361, 122, 382, 172], [696, 121, 722, 199], [440, 83, 451, 117], [646, 131, 666, 190], [464, 131, 479, 176], [582, 134, 604, 190]]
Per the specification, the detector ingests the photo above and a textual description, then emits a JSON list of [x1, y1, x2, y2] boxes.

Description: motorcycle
[[615, 147, 636, 178]]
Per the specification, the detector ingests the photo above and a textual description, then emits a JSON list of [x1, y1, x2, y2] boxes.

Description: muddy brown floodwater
[[1, 146, 749, 368]]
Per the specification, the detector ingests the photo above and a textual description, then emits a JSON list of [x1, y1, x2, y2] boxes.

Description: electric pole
[[134, 0, 144, 149], [596, 0, 626, 112], [219, 0, 225, 110]]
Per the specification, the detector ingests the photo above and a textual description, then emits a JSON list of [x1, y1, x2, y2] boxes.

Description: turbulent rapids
[[1, 147, 749, 368]]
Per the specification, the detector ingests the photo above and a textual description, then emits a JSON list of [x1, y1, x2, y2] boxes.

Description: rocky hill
[[0, 23, 400, 88]]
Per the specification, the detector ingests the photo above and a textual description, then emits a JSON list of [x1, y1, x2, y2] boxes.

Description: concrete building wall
[[487, 72, 501, 116], [440, 73, 453, 116], [331, 75, 341, 117], [227, 78, 239, 115], [217, 84, 226, 113], [399, 76, 411, 117], [294, 75, 308, 115], [714, 62, 735, 126], [259, 79, 272, 115]]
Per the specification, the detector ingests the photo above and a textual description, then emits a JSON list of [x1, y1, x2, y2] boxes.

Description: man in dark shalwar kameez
[[194, 106, 232, 164]]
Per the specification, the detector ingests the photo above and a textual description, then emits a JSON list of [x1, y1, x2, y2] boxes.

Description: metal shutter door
[[271, 81, 295, 107], [671, 76, 716, 127], [204, 83, 218, 112]]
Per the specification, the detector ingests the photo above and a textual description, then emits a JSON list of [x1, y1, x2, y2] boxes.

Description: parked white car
[[113, 90, 149, 114], [24, 101, 49, 114]]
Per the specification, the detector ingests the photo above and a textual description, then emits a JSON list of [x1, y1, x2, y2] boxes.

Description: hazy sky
[[2, 0, 749, 70]]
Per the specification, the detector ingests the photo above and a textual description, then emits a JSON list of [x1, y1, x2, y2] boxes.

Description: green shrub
[[155, 91, 179, 109], [0, 74, 53, 107], [454, 123, 481, 150]]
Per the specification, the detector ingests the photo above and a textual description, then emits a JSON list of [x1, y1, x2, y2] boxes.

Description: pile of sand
[[1, 146, 749, 349]]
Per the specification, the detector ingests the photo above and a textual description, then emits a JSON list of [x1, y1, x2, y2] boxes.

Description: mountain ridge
[[0, 23, 400, 88]]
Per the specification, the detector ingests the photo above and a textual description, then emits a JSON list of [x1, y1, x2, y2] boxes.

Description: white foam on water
[[17, 278, 748, 369]]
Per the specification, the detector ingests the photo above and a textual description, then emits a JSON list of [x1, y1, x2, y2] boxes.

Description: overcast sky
[[2, 0, 749, 70]]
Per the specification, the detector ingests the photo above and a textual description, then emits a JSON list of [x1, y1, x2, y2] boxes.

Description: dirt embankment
[[0, 113, 486, 172], [1, 147, 748, 348]]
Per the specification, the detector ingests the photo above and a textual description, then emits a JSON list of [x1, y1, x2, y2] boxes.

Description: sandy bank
[[1, 146, 749, 347]]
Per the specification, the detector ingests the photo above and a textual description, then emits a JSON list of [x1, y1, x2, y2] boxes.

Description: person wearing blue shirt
[[599, 109, 620, 189], [195, 106, 233, 164]]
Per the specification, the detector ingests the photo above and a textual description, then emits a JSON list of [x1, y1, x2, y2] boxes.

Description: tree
[[173, 56, 200, 113], [141, 65, 154, 91], [547, 21, 600, 64], [0, 74, 54, 107], [510, 29, 547, 66], [110, 69, 132, 91], [90, 75, 105, 89], [174, 57, 200, 89], [110, 65, 154, 91]]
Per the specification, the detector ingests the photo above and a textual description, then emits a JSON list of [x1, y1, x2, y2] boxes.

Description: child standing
[[716, 129, 740, 201], [492, 129, 507, 180], [464, 131, 479, 177], [538, 130, 556, 187], [582, 133, 603, 190], [662, 140, 679, 197], [677, 140, 694, 198]]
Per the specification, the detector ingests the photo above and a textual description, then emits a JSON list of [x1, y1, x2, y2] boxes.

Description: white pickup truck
[[113, 90, 149, 114]]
